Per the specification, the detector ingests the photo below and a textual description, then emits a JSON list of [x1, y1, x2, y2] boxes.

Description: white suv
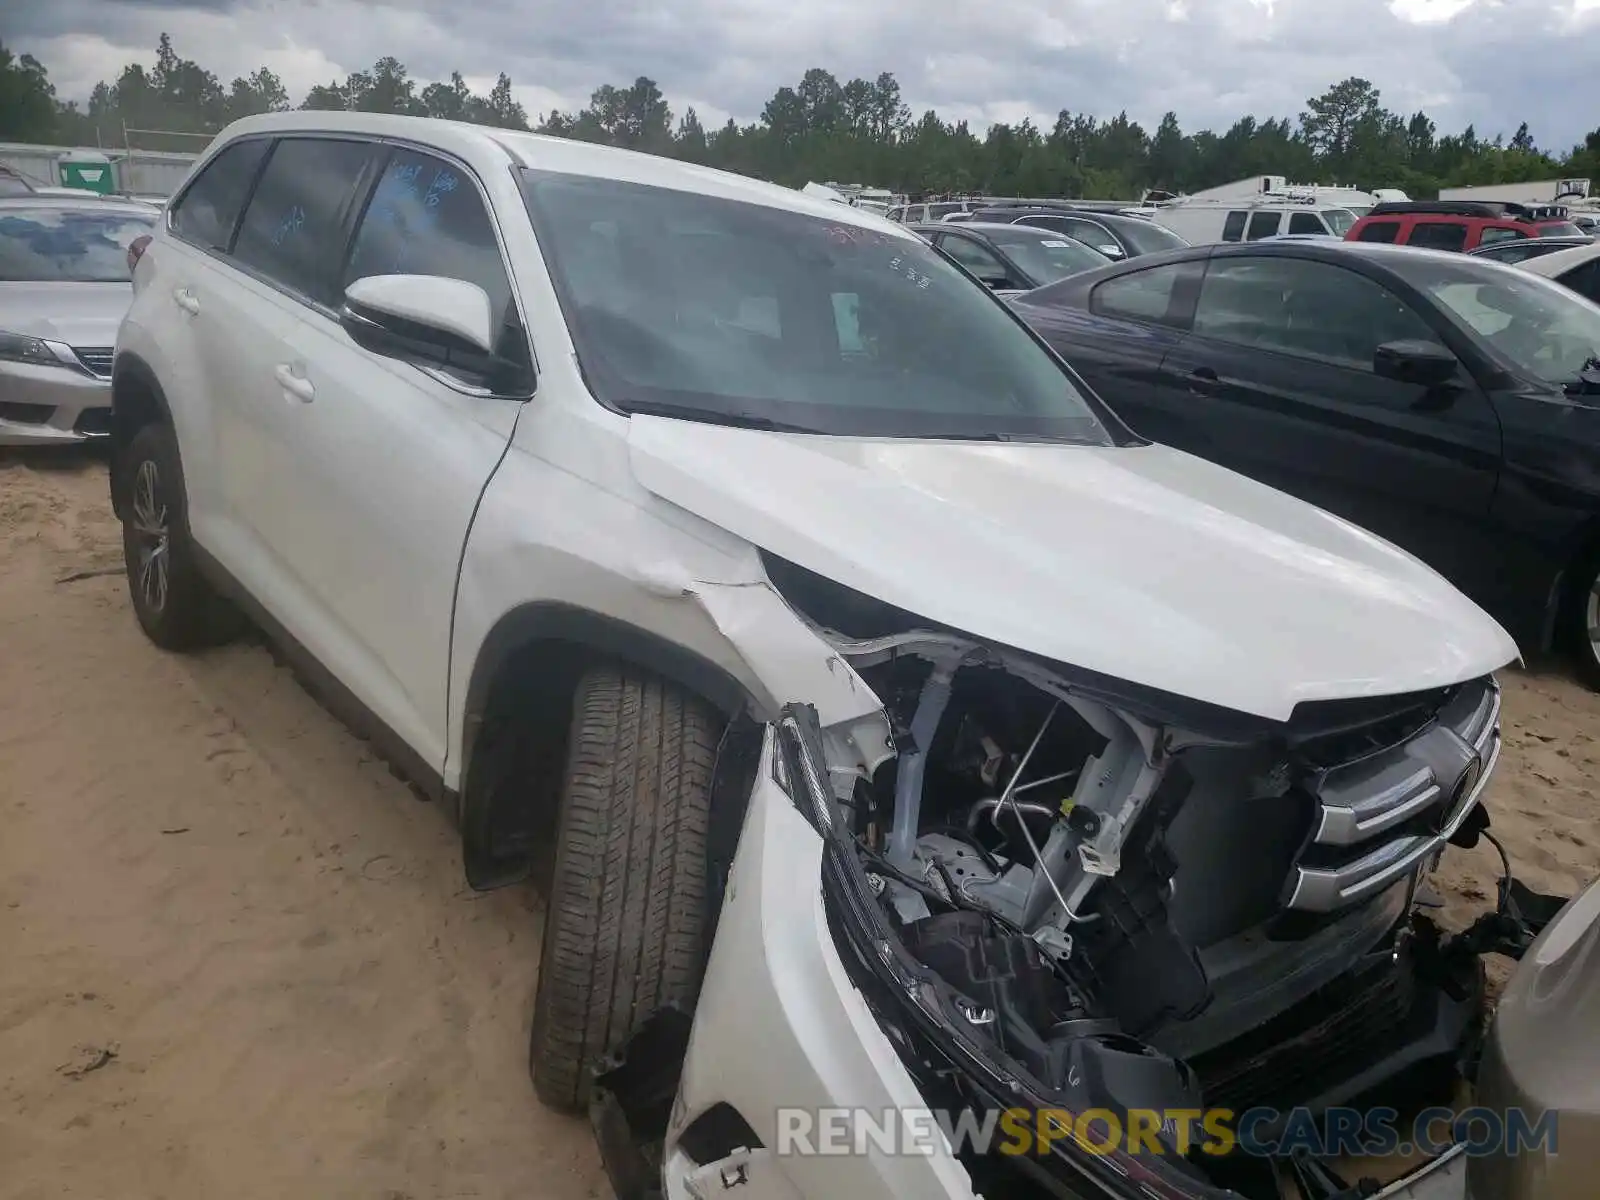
[[113, 112, 1518, 1200]]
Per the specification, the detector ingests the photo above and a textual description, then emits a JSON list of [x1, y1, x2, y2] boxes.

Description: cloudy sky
[[5, 0, 1598, 151]]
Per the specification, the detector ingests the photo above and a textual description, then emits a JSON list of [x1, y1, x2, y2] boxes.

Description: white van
[[1149, 198, 1358, 245]]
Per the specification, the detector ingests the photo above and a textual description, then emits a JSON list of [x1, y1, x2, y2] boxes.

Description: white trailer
[[1439, 178, 1591, 204]]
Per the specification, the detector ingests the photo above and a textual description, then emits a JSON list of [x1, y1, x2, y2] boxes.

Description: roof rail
[[1368, 199, 1569, 221]]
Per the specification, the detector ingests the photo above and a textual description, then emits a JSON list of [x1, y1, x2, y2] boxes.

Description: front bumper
[[0, 358, 112, 446], [644, 722, 1494, 1200]]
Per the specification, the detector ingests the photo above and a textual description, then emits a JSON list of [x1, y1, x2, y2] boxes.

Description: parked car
[[0, 195, 157, 445], [888, 199, 979, 223], [1147, 198, 1359, 245], [1517, 237, 1600, 304], [968, 204, 1190, 259], [1468, 234, 1593, 265], [910, 220, 1112, 293], [115, 111, 1529, 1200], [1014, 239, 1600, 688], [1348, 200, 1587, 252]]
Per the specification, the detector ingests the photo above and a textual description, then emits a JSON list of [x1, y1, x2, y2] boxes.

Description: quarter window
[[169, 139, 269, 252], [1090, 263, 1190, 326], [344, 151, 513, 330], [1221, 211, 1248, 242], [232, 138, 378, 302], [1192, 257, 1435, 371]]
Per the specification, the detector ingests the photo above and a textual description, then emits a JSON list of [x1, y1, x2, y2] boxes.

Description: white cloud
[[5, 0, 1595, 150]]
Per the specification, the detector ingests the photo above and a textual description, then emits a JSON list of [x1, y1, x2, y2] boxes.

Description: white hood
[[627, 417, 1518, 722]]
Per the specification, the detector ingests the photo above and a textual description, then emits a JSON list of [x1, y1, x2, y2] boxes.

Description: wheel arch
[[456, 601, 754, 891], [109, 353, 174, 521]]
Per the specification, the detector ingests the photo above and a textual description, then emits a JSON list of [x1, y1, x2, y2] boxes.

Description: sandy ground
[[1, 450, 1597, 1198], [0, 450, 606, 1200]]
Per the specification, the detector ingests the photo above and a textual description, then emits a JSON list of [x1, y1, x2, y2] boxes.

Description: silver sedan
[[0, 196, 157, 446]]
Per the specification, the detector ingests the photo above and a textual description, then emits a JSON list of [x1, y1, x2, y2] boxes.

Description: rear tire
[[529, 664, 720, 1113], [117, 422, 240, 650]]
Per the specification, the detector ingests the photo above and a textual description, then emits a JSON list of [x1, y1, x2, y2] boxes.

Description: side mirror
[[1374, 339, 1457, 387]]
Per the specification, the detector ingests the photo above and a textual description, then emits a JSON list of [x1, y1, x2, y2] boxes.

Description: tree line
[[3, 35, 1598, 201]]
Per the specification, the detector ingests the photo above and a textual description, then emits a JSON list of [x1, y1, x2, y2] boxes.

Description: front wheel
[[1563, 555, 1600, 692], [528, 664, 720, 1112], [117, 422, 240, 650]]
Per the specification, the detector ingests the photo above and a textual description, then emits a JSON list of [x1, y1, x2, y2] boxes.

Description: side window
[[1477, 226, 1526, 246], [1559, 260, 1600, 305], [1089, 263, 1189, 326], [232, 138, 377, 302], [1192, 257, 1436, 371], [941, 235, 1009, 283], [1245, 211, 1282, 241], [1061, 218, 1123, 258], [344, 151, 513, 331], [1356, 220, 1401, 243], [1405, 221, 1469, 252], [169, 139, 269, 252], [1221, 211, 1248, 242], [1287, 212, 1326, 236]]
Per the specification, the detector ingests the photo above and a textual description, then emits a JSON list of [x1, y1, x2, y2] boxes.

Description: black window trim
[[171, 130, 537, 400]]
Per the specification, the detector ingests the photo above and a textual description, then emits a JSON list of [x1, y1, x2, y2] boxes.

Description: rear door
[[1156, 253, 1503, 592]]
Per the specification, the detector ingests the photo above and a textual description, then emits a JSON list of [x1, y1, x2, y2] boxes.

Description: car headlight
[[0, 331, 73, 370]]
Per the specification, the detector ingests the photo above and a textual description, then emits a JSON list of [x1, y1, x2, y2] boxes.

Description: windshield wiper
[[620, 398, 826, 434]]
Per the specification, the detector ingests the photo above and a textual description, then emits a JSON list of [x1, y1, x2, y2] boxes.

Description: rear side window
[[1406, 221, 1469, 252], [1288, 212, 1327, 236], [1090, 263, 1189, 326], [1245, 211, 1281, 241], [1356, 220, 1400, 243], [169, 139, 269, 252], [1221, 211, 1248, 242], [232, 138, 378, 302], [344, 151, 513, 327]]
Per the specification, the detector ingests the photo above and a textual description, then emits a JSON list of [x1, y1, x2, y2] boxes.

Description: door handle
[[171, 286, 200, 315], [274, 363, 316, 403], [1187, 366, 1222, 395]]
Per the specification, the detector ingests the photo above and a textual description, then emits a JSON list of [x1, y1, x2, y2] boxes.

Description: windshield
[[1420, 262, 1600, 386], [1321, 208, 1358, 236], [1537, 221, 1586, 239], [1115, 218, 1188, 255], [990, 229, 1110, 284], [518, 171, 1117, 443], [0, 206, 155, 282]]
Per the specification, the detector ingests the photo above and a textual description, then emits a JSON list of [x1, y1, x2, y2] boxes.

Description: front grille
[[0, 400, 53, 425], [71, 346, 114, 378], [73, 407, 112, 436], [1190, 953, 1414, 1112], [1285, 676, 1500, 913]]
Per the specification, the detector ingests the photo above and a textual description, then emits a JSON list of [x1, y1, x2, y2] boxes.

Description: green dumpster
[[56, 152, 116, 195]]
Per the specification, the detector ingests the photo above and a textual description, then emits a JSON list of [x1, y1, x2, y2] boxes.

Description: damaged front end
[[602, 566, 1550, 1200]]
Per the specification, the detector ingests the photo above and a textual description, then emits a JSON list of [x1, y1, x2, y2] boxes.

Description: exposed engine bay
[[760, 554, 1516, 1197]]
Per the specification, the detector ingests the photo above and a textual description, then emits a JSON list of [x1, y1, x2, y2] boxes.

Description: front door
[[1156, 253, 1503, 600]]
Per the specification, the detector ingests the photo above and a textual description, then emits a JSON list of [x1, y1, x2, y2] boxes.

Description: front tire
[[1564, 555, 1600, 692], [529, 664, 720, 1112], [117, 422, 239, 650]]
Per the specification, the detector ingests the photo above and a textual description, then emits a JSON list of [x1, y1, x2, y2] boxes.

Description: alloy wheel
[[130, 458, 170, 615]]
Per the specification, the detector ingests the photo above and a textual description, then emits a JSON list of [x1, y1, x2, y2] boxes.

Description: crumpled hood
[[0, 282, 131, 347], [627, 416, 1518, 722]]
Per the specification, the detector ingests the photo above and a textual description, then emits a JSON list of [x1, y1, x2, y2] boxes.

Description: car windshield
[[1321, 208, 1358, 237], [0, 205, 155, 282], [518, 171, 1117, 443], [1537, 221, 1586, 239], [1115, 218, 1188, 255], [1419, 261, 1600, 387], [989, 229, 1110, 284]]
